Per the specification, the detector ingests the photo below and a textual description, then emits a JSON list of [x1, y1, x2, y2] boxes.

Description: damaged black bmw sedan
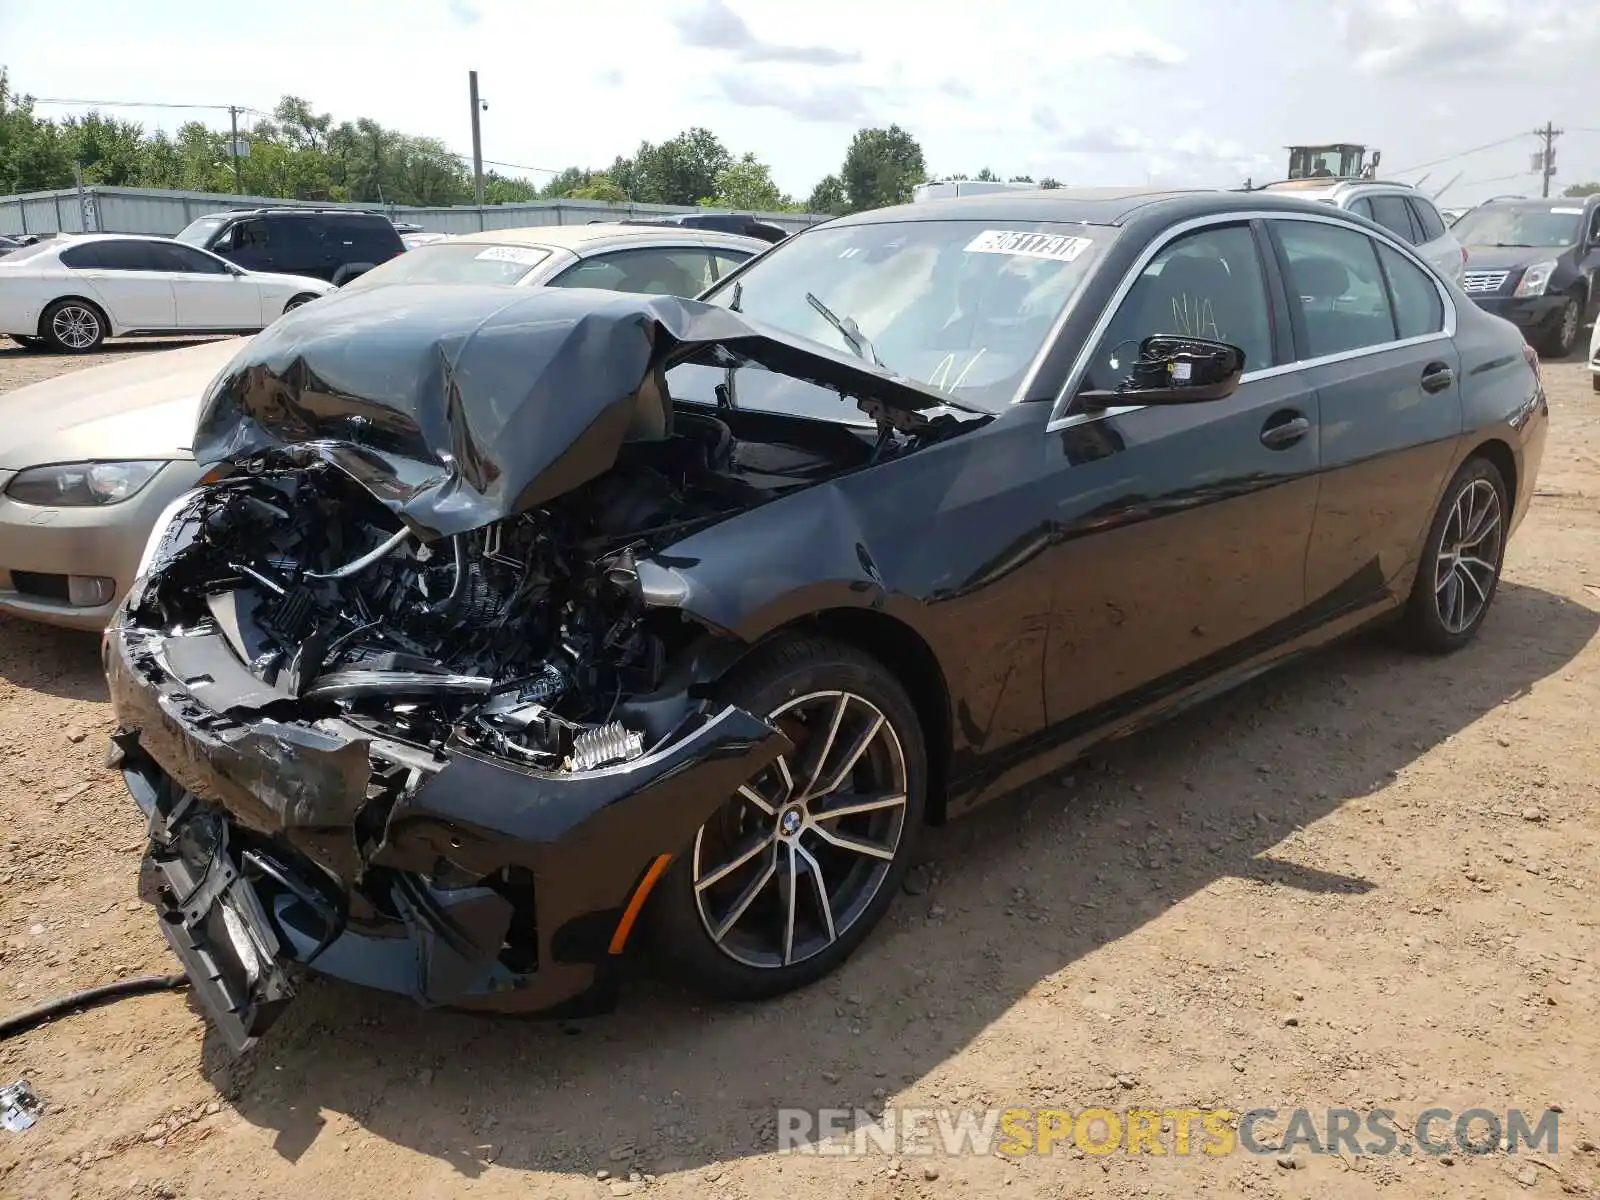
[[105, 188, 1547, 1050]]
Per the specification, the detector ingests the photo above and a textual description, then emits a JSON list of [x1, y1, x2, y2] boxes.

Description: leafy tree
[[1563, 182, 1600, 198], [839, 125, 925, 212], [1010, 175, 1034, 183], [1039, 177, 1062, 189], [630, 127, 731, 206], [569, 174, 628, 203], [708, 152, 784, 211], [975, 167, 999, 182], [807, 173, 848, 215], [0, 72, 73, 192]]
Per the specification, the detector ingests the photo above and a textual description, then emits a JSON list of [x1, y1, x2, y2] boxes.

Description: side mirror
[[1078, 335, 1246, 409]]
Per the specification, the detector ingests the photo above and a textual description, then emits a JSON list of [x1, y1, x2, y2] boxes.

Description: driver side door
[[1037, 220, 1324, 727]]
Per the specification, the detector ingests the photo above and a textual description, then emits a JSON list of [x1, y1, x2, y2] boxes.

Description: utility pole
[[1534, 122, 1562, 198], [228, 105, 243, 193], [468, 70, 485, 206]]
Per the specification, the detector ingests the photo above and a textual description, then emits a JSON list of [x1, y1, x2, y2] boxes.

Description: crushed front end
[[106, 462, 787, 1050]]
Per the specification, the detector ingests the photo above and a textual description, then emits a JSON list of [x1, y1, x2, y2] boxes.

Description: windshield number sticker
[[1552, 207, 1584, 215], [964, 230, 1092, 262], [475, 245, 545, 265]]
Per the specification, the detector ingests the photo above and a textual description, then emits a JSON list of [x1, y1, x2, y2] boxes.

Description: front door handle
[[1260, 411, 1310, 449], [1421, 362, 1455, 394]]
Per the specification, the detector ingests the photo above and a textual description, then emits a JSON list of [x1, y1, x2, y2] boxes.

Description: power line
[[1387, 132, 1532, 175], [29, 96, 241, 112]]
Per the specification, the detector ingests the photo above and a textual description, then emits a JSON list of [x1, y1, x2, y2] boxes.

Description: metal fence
[[0, 185, 829, 238]]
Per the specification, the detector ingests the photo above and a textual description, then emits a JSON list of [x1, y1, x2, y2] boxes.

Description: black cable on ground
[[0, 974, 189, 1040]]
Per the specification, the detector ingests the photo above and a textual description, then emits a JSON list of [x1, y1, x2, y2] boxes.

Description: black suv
[[1453, 194, 1600, 356], [174, 209, 404, 284]]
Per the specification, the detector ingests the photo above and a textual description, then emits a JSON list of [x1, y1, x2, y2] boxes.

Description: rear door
[[147, 242, 263, 329], [266, 217, 334, 279], [1267, 215, 1463, 605], [1039, 219, 1322, 723], [57, 239, 176, 330]]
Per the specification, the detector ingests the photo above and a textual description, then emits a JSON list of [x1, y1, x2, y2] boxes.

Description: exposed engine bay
[[130, 408, 898, 773]]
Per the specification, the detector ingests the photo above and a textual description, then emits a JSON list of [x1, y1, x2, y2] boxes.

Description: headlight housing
[[5, 460, 165, 506], [1513, 260, 1558, 298]]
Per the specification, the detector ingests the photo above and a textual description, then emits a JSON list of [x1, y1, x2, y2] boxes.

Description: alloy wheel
[[51, 305, 100, 350], [1559, 299, 1580, 354], [1433, 477, 1503, 634], [692, 689, 909, 970]]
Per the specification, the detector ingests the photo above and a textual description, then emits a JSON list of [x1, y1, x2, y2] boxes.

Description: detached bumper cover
[[107, 617, 787, 1044]]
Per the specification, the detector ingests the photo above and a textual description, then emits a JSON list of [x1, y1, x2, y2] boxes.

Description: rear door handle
[[1421, 362, 1455, 394], [1260, 411, 1310, 449]]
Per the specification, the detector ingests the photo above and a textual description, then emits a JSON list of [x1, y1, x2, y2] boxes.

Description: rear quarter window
[[1408, 198, 1447, 242]]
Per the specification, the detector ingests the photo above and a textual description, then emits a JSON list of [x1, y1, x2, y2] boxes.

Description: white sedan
[[0, 234, 334, 353]]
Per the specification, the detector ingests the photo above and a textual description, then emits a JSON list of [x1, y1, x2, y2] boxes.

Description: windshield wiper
[[806, 292, 884, 368], [1488, 241, 1537, 247]]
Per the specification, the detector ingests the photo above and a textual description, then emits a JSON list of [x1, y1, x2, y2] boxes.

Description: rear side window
[[551, 247, 718, 297], [1348, 197, 1375, 220], [60, 240, 159, 270], [325, 216, 402, 260], [232, 219, 271, 250], [1368, 195, 1421, 244], [1275, 220, 1398, 356], [1408, 198, 1447, 242], [710, 249, 752, 281], [1376, 243, 1445, 340]]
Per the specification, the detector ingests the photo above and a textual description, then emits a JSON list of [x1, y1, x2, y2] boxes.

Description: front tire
[[650, 636, 927, 1001], [41, 299, 106, 353], [1401, 457, 1508, 653], [1540, 293, 1581, 358]]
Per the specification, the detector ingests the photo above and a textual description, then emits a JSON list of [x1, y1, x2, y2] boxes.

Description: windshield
[[342, 241, 553, 289], [175, 217, 227, 248], [1452, 203, 1582, 249], [698, 219, 1107, 412]]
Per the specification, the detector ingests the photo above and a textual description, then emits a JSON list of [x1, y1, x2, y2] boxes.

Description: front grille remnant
[[1462, 270, 1510, 295]]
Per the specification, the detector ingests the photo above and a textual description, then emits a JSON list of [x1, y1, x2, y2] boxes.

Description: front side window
[[550, 247, 716, 297], [146, 243, 230, 274], [699, 219, 1108, 410], [1082, 223, 1274, 392], [709, 249, 752, 281], [1275, 220, 1396, 356], [232, 220, 270, 251]]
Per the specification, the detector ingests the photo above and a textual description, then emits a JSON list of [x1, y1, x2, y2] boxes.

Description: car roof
[[1260, 179, 1429, 202], [821, 187, 1373, 229], [448, 223, 769, 253], [193, 208, 389, 221], [47, 232, 189, 244]]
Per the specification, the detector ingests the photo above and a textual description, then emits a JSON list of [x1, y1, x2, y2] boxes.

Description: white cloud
[[673, 0, 862, 66]]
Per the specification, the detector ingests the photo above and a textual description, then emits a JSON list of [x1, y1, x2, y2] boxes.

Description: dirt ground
[[2, 337, 1599, 1200]]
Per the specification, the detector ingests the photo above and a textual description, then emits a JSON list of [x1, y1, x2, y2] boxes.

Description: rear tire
[[1401, 457, 1508, 654], [1591, 374, 1599, 393], [283, 293, 318, 313], [40, 298, 106, 353], [649, 636, 927, 1002]]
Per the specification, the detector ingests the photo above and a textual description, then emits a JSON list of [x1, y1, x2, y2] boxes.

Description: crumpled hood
[[192, 283, 964, 539], [0, 337, 247, 470]]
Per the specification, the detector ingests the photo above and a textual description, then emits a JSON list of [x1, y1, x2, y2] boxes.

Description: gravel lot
[[2, 338, 1598, 1200]]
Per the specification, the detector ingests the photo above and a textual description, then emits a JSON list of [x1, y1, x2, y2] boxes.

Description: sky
[[3, 0, 1599, 208]]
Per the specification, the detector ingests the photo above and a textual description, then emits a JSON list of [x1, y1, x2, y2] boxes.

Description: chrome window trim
[[1042, 209, 1458, 434]]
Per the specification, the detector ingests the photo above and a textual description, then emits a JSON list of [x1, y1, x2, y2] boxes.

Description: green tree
[[0, 72, 73, 192], [839, 125, 925, 212], [631, 127, 731, 205], [1039, 176, 1062, 189], [570, 174, 628, 203], [975, 166, 999, 182], [1010, 175, 1034, 183], [807, 173, 847, 215], [1563, 182, 1600, 198], [60, 112, 146, 186], [708, 152, 783, 211]]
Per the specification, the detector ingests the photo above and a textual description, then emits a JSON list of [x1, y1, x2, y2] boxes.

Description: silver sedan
[[0, 223, 769, 630]]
